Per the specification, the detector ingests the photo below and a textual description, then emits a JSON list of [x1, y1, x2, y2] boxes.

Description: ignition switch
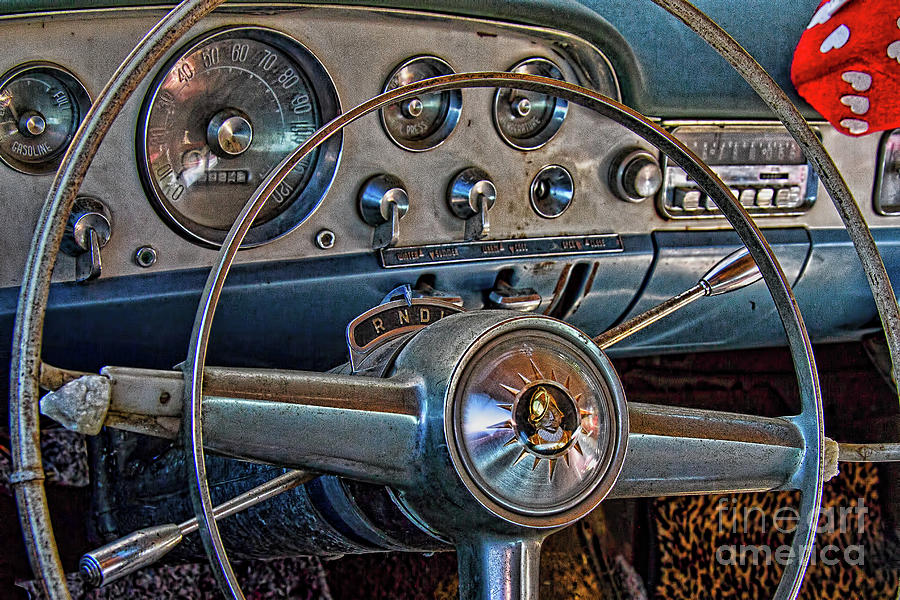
[[60, 196, 112, 283]]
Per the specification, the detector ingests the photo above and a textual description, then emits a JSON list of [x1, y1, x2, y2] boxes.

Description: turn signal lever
[[60, 196, 111, 283], [594, 247, 762, 349]]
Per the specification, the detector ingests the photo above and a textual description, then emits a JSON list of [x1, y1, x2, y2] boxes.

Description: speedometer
[[137, 27, 340, 247]]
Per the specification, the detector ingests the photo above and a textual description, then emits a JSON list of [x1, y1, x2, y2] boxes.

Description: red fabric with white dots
[[791, 0, 900, 137]]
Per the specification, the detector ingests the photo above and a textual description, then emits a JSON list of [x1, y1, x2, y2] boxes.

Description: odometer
[[137, 27, 340, 247]]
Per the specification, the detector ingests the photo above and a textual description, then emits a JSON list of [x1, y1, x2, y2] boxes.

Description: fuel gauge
[[0, 63, 91, 174]]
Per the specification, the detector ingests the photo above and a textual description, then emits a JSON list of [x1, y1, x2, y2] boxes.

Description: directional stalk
[[79, 470, 314, 587], [594, 247, 761, 349]]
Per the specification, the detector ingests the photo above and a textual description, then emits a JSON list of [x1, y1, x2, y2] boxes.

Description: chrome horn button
[[444, 318, 628, 528]]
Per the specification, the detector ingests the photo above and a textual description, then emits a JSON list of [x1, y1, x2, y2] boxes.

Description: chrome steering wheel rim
[[17, 0, 899, 598], [183, 70, 824, 600]]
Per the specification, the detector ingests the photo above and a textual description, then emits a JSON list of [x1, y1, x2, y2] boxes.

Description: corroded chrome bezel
[[0, 62, 91, 175], [380, 55, 462, 152], [492, 57, 568, 151]]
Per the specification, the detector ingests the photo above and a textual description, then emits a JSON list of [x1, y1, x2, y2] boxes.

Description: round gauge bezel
[[0, 62, 91, 175], [493, 57, 568, 151], [380, 55, 462, 152], [530, 164, 574, 219], [136, 26, 342, 248]]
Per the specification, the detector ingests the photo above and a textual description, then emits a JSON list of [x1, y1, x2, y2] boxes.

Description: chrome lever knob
[[448, 167, 496, 240], [359, 174, 409, 249], [60, 196, 111, 283], [488, 281, 541, 311], [610, 149, 662, 203]]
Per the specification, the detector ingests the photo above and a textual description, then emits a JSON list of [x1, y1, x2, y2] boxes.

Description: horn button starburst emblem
[[449, 328, 627, 524], [492, 360, 591, 478]]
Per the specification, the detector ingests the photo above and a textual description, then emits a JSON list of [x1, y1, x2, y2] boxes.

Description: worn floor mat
[[651, 463, 899, 599]]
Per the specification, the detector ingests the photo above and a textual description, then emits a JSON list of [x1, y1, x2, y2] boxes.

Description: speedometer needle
[[593, 247, 762, 350]]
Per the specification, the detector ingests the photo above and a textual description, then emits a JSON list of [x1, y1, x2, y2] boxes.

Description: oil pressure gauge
[[381, 56, 462, 152], [0, 63, 90, 174], [493, 58, 568, 150], [137, 27, 340, 247]]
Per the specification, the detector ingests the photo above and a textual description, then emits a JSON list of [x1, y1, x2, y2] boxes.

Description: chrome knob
[[611, 149, 662, 203], [448, 167, 496, 240], [19, 112, 47, 137], [512, 97, 532, 117], [207, 109, 253, 157], [359, 174, 409, 249], [402, 98, 425, 119]]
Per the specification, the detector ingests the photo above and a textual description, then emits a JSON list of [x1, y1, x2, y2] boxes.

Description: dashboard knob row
[[358, 168, 499, 249], [358, 151, 662, 250]]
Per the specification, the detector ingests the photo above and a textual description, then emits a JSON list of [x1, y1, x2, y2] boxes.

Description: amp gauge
[[137, 27, 341, 247], [0, 63, 90, 174], [493, 58, 568, 150], [381, 56, 462, 152]]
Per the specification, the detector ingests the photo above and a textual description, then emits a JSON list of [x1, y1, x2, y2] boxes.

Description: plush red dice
[[791, 0, 900, 136]]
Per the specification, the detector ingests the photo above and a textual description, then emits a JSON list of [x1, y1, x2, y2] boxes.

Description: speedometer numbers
[[137, 27, 340, 247]]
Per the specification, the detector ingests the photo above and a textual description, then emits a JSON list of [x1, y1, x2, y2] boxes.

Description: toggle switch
[[358, 174, 409, 249], [60, 196, 112, 283], [448, 167, 496, 240]]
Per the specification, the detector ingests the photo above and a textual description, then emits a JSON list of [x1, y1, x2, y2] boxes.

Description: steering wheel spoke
[[610, 403, 810, 499], [41, 365, 423, 487], [457, 537, 542, 600]]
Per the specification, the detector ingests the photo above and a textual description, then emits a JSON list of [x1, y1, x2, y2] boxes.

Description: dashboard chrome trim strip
[[379, 233, 623, 268]]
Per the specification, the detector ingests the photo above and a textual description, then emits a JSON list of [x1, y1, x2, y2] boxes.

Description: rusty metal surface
[[38, 363, 91, 391], [8, 1, 223, 598], [101, 365, 420, 419], [839, 442, 900, 462]]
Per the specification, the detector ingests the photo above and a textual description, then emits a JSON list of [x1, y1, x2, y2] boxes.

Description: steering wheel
[[10, 0, 899, 599]]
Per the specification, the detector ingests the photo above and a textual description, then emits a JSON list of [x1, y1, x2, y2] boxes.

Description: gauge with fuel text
[[137, 27, 340, 247], [0, 63, 90, 174]]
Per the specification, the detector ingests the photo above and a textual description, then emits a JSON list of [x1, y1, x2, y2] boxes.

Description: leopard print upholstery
[[652, 462, 899, 599]]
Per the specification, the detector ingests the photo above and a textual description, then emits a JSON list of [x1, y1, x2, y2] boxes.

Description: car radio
[[658, 124, 818, 219]]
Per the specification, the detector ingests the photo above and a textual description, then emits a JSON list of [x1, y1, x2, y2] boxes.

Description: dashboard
[[0, 1, 898, 378]]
